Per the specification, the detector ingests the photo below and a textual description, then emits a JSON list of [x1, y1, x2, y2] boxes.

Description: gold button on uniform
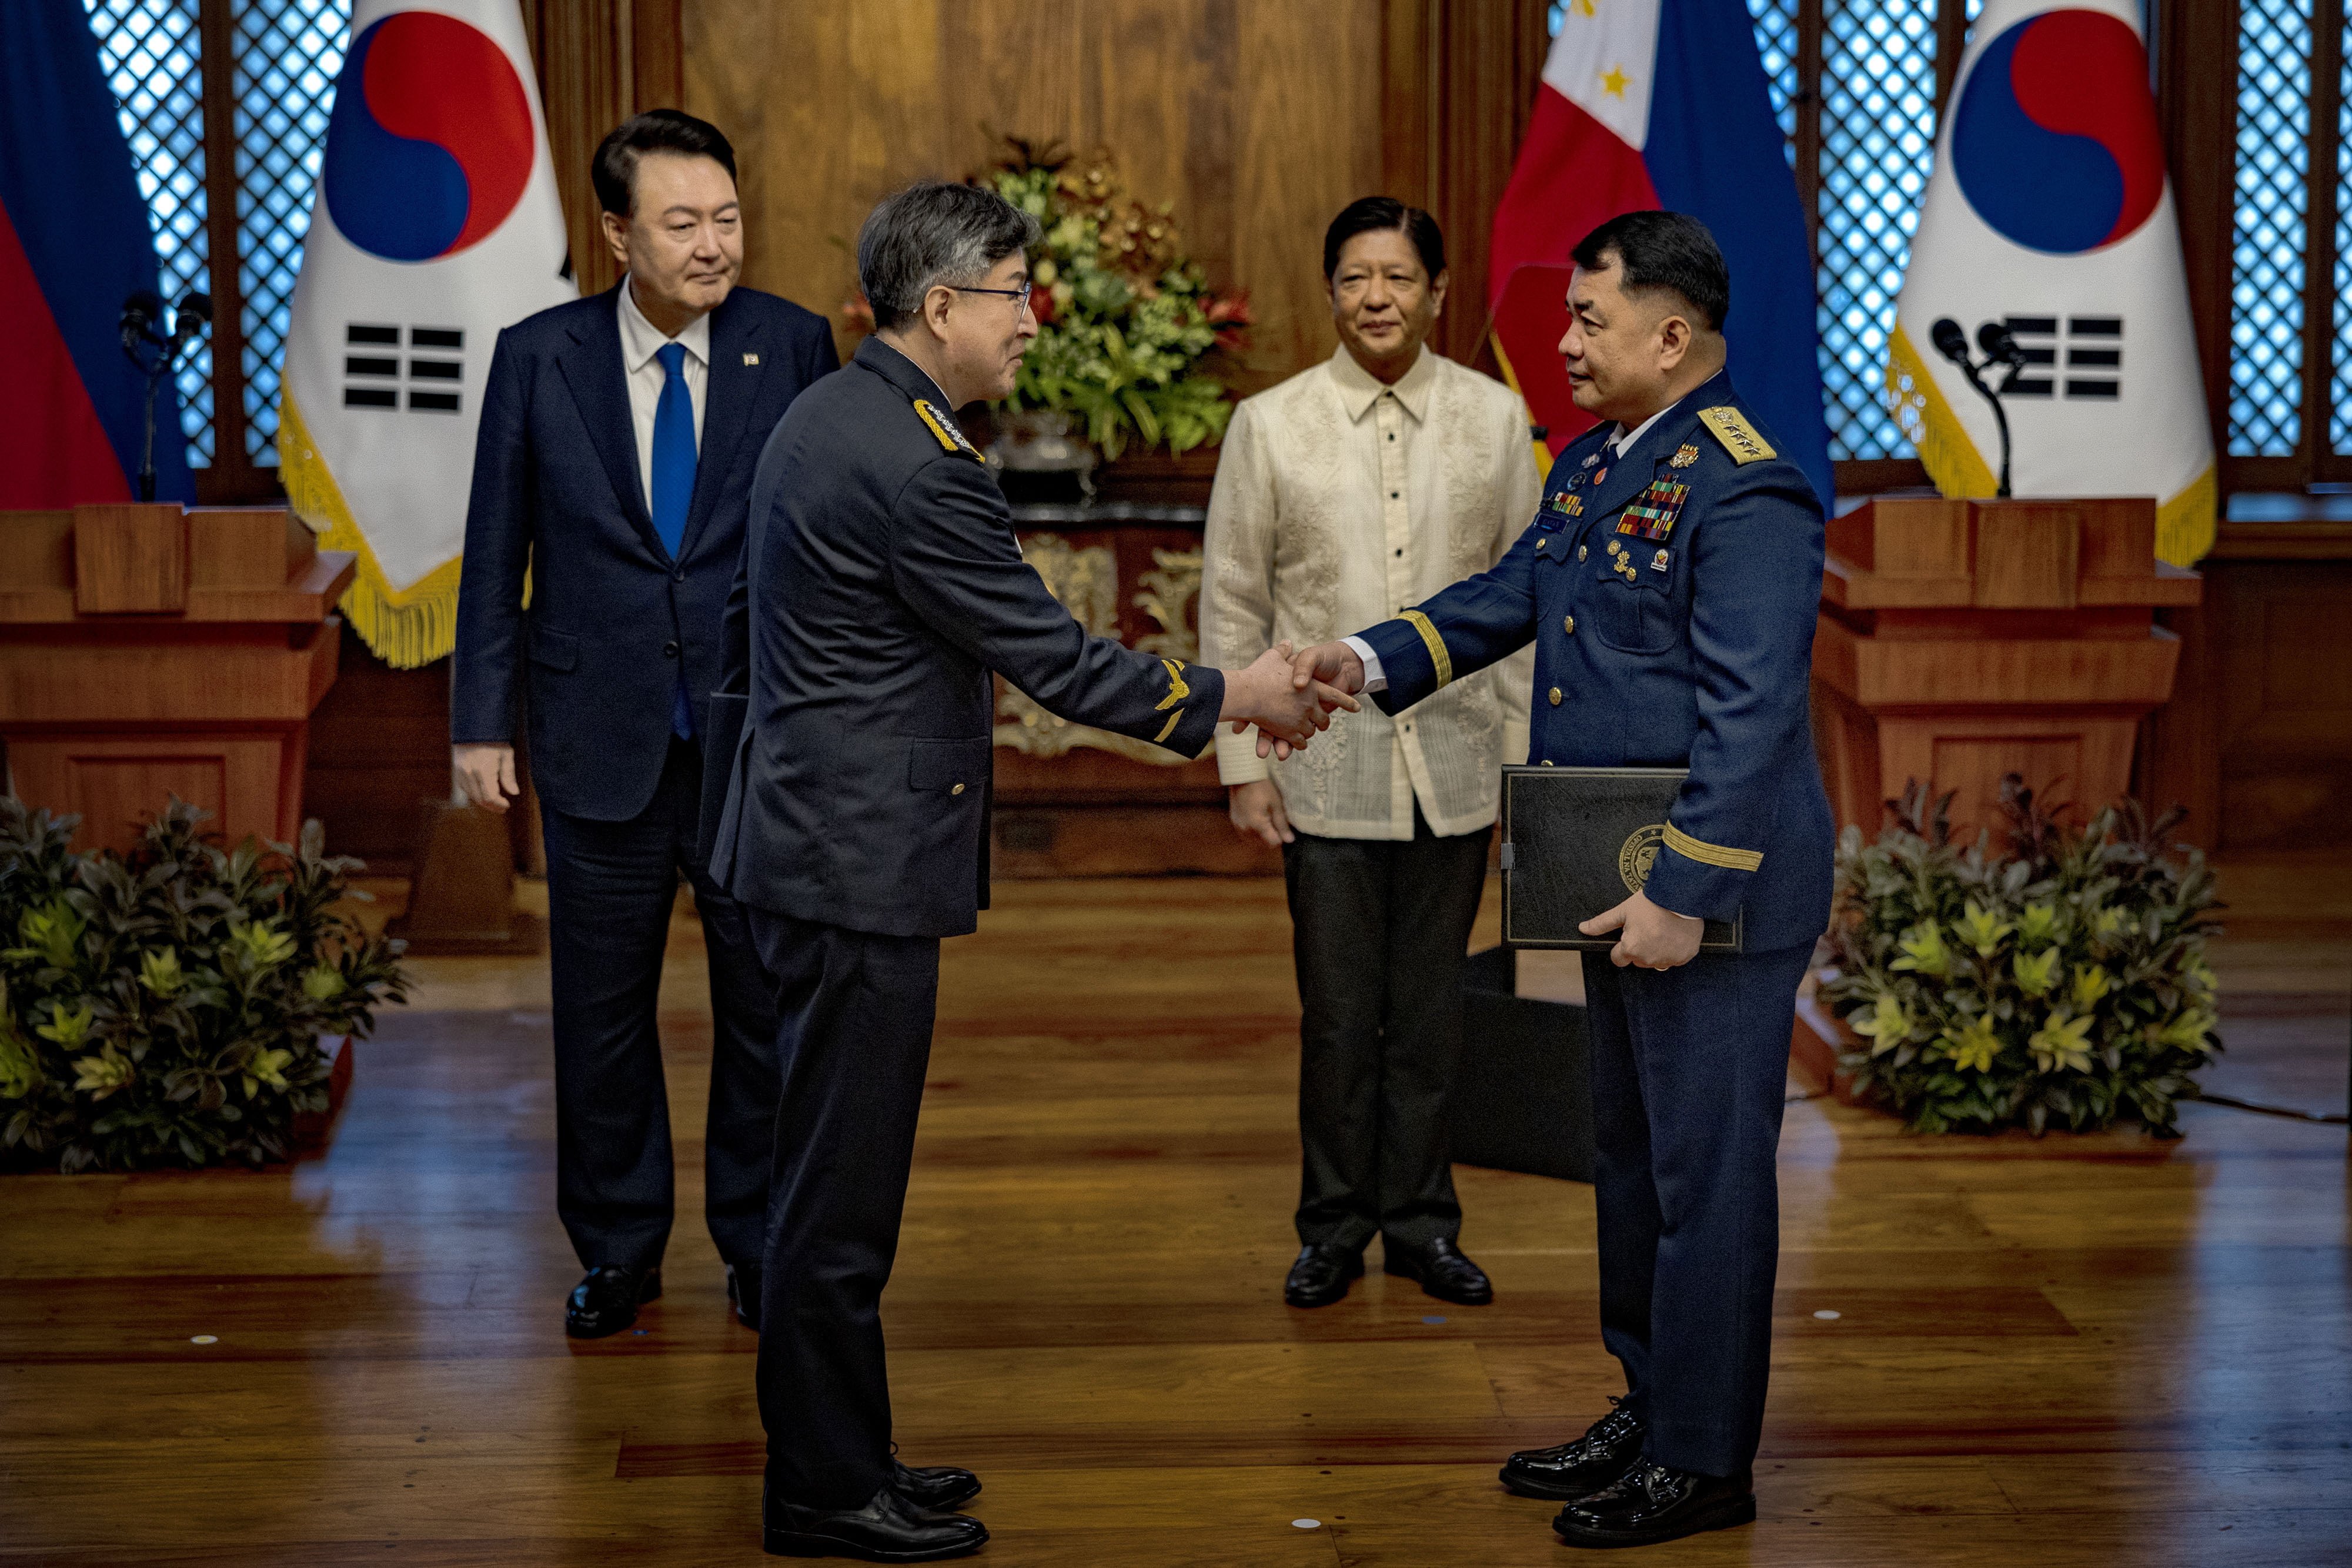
[[1562, 614, 1575, 635], [1536, 538, 1548, 551], [1578, 545, 1588, 561], [950, 783, 966, 796], [1548, 686, 1562, 706]]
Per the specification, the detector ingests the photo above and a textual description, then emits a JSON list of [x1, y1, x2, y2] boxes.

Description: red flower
[[1204, 290, 1252, 351]]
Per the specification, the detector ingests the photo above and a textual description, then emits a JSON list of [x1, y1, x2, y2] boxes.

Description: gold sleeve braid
[[1663, 823, 1764, 872], [1399, 609, 1454, 690]]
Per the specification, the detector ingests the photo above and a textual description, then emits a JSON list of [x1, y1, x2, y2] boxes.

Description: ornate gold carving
[[994, 533, 1204, 765], [1133, 547, 1203, 663]]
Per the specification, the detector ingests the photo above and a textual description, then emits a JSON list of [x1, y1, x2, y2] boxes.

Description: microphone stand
[[1948, 352, 2015, 500], [121, 304, 206, 503]]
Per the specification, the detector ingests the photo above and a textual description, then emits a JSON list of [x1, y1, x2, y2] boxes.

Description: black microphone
[[1930, 316, 1971, 365], [1976, 320, 2024, 369], [120, 289, 163, 354], [170, 291, 213, 360]]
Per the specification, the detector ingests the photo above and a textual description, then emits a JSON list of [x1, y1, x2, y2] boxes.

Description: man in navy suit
[[1290, 212, 1833, 1550], [450, 111, 838, 1339]]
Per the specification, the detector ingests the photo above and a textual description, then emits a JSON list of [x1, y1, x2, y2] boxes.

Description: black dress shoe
[[763, 1480, 987, 1562], [1382, 1236, 1492, 1305], [564, 1265, 661, 1339], [1499, 1396, 1645, 1501], [727, 1263, 763, 1330], [891, 1460, 981, 1512], [1552, 1462, 1756, 1548], [1284, 1243, 1365, 1308]]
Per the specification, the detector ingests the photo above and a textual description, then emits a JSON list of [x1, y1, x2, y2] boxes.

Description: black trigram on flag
[[2002, 316, 2121, 401], [343, 324, 465, 414]]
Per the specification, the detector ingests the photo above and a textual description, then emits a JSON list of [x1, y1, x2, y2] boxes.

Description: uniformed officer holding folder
[[707, 179, 1355, 1564], [1291, 210, 1834, 1551]]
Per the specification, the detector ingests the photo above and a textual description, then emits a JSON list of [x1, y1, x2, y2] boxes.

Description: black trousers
[[1282, 807, 1494, 1252], [1581, 941, 1813, 1477], [749, 908, 943, 1510], [540, 738, 780, 1269]]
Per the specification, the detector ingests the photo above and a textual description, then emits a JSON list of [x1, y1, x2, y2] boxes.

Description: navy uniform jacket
[[1356, 370, 1833, 952], [450, 283, 840, 821], [708, 337, 1226, 939]]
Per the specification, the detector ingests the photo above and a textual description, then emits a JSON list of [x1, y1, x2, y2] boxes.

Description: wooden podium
[[1810, 497, 2202, 838], [0, 503, 356, 855]]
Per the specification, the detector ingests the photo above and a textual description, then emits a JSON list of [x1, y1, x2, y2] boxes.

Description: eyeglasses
[[950, 282, 1033, 311]]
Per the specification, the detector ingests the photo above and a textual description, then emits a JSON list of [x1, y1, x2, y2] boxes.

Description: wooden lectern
[[1810, 497, 2202, 838], [0, 503, 356, 855]]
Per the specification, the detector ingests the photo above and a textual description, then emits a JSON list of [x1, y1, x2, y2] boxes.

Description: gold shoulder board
[[913, 399, 983, 462], [1697, 406, 1777, 465]]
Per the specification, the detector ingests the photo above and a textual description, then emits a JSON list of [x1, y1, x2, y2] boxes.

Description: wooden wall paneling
[[688, 0, 1385, 390], [1230, 2, 1383, 384], [2212, 560, 2352, 848], [527, 0, 634, 299], [2301, 0, 2346, 483]]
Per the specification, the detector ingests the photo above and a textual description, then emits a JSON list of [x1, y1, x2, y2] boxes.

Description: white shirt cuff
[[1342, 636, 1387, 693]]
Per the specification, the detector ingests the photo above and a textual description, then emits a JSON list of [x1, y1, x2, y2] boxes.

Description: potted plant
[[0, 798, 408, 1171], [1820, 777, 2223, 1136]]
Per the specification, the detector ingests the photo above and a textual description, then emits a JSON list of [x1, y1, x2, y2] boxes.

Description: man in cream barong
[[1201, 196, 1541, 1312]]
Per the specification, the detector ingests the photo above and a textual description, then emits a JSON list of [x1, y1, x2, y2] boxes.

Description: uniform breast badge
[[1545, 491, 1583, 520], [1651, 547, 1671, 571], [1669, 443, 1700, 469], [1582, 452, 1601, 469], [1615, 479, 1690, 541]]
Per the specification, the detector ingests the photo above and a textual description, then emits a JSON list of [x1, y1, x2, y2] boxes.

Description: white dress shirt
[[1201, 345, 1542, 840], [617, 275, 710, 511], [1345, 403, 1672, 693]]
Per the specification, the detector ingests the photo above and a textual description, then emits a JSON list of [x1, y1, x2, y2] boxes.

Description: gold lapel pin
[[743, 352, 760, 366]]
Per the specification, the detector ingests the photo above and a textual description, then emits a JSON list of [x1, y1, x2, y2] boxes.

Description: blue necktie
[[652, 341, 697, 738]]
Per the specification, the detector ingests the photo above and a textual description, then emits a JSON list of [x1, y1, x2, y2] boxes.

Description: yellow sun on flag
[[1601, 64, 1631, 97]]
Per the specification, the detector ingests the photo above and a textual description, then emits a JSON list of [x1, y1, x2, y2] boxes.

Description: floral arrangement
[[850, 138, 1249, 459], [0, 799, 408, 1172], [1821, 777, 2223, 1137]]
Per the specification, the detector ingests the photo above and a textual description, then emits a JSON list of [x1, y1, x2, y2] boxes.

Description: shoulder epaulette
[[1696, 406, 1776, 465], [913, 398, 984, 463]]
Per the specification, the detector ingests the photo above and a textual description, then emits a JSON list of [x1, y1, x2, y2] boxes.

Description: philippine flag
[[280, 0, 571, 667], [0, 0, 194, 508], [1887, 0, 2215, 566], [1488, 0, 1832, 506]]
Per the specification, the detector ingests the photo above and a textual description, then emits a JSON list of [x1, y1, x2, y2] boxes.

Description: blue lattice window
[[80, 0, 348, 486], [1818, 2, 1942, 461], [1745, 0, 1801, 163], [2231, 0, 2313, 458], [232, 0, 347, 467], [83, 0, 212, 467]]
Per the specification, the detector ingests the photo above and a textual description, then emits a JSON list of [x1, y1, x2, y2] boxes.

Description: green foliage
[[0, 798, 408, 1171], [977, 139, 1248, 459], [1821, 777, 2223, 1138]]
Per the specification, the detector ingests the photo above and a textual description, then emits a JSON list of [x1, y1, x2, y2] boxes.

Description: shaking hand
[[1287, 640, 1367, 698], [1221, 642, 1360, 759]]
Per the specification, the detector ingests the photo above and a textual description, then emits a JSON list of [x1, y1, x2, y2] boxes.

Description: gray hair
[[857, 180, 1040, 332]]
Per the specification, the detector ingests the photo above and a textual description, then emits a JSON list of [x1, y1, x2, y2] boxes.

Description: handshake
[[1218, 641, 1370, 758]]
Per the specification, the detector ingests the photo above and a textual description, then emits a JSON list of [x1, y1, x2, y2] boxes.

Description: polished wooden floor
[[4, 861, 2349, 1566]]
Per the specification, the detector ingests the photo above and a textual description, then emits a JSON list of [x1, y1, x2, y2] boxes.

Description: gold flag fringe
[[279, 392, 464, 668], [1885, 325, 1999, 500], [2154, 463, 2217, 568]]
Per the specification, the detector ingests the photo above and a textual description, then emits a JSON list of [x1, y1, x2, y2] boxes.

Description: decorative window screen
[[232, 0, 348, 466], [81, 0, 348, 490], [2231, 0, 2313, 457], [83, 0, 213, 467]]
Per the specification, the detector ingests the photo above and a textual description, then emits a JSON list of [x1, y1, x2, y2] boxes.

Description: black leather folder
[[1499, 765, 1743, 952]]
